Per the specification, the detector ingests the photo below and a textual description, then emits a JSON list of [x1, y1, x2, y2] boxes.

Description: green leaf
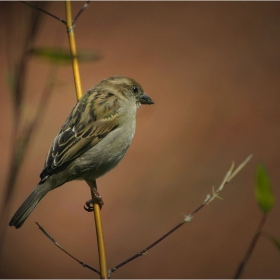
[[255, 163, 275, 214], [28, 48, 101, 64]]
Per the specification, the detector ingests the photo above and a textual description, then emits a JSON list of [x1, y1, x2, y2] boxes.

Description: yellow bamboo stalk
[[65, 1, 83, 99], [93, 195, 108, 278], [65, 2, 108, 278]]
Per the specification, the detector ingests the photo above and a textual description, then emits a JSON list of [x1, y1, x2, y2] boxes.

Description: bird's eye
[[132, 86, 138, 93]]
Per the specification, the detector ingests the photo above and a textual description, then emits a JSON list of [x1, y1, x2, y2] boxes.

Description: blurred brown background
[[1, 1, 280, 278]]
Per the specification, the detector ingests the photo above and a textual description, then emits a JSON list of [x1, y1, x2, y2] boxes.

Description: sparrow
[[9, 76, 154, 228]]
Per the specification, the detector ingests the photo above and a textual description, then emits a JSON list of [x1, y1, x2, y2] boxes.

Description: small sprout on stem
[[183, 214, 193, 223]]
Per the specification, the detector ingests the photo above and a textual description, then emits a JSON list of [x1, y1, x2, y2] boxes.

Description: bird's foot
[[84, 188, 104, 212]]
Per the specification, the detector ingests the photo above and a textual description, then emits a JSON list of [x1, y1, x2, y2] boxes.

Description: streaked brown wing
[[40, 90, 121, 180]]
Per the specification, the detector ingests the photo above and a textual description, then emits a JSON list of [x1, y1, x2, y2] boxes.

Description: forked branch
[[36, 155, 253, 277]]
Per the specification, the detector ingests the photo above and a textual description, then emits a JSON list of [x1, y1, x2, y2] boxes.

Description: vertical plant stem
[[64, 2, 108, 278], [65, 1, 83, 99], [234, 214, 267, 279], [92, 192, 108, 278]]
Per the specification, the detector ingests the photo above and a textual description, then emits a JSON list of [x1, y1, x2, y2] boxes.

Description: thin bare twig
[[35, 222, 100, 275], [34, 155, 252, 276], [73, 1, 90, 25], [21, 1, 66, 24], [108, 221, 186, 277], [108, 155, 253, 276]]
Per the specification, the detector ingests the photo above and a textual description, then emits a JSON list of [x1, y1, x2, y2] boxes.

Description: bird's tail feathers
[[9, 181, 52, 229]]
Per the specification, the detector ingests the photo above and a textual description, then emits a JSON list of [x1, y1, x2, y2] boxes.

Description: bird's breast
[[72, 118, 136, 181]]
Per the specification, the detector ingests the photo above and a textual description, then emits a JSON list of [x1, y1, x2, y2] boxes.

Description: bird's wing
[[40, 91, 121, 180]]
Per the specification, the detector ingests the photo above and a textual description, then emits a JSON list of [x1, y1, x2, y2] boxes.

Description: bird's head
[[101, 76, 154, 108]]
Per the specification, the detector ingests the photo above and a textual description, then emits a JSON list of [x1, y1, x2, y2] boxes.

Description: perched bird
[[9, 76, 154, 229]]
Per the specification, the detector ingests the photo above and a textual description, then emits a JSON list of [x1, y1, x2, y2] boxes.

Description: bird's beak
[[139, 93, 154, 105]]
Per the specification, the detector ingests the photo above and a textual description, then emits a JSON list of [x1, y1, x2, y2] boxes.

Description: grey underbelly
[[67, 126, 134, 181]]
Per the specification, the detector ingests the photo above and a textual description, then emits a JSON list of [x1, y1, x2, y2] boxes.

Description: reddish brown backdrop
[[0, 2, 280, 279]]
